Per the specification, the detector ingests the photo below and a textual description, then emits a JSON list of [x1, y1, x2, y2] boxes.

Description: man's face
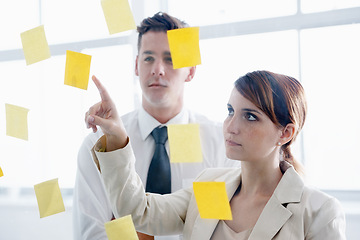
[[135, 31, 195, 110]]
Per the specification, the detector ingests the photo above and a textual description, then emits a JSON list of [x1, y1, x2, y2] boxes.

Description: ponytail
[[281, 143, 305, 176]]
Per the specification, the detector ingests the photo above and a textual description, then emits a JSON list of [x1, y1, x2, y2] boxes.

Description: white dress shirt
[[73, 107, 240, 240]]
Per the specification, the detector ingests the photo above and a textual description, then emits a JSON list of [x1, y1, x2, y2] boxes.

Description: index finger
[[92, 75, 111, 102]]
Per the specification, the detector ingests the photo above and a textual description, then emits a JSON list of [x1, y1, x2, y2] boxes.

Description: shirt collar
[[138, 106, 189, 141]]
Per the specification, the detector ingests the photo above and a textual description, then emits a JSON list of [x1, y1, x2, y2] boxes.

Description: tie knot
[[151, 126, 168, 145]]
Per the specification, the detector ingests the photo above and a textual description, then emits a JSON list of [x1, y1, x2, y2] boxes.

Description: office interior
[[0, 0, 360, 239]]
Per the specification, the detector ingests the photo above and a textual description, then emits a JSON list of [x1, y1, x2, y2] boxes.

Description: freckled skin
[[223, 88, 282, 163]]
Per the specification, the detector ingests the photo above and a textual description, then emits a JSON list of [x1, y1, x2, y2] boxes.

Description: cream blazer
[[94, 139, 346, 240]]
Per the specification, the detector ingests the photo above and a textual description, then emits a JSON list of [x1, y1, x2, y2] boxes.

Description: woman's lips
[[226, 139, 241, 146]]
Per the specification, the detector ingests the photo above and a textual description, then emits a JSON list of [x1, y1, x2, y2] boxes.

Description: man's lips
[[149, 83, 166, 87], [148, 78, 167, 87]]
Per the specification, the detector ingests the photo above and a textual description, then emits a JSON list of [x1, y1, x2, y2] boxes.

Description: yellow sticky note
[[101, 0, 136, 34], [20, 25, 51, 65], [5, 103, 29, 141], [64, 50, 92, 90], [105, 215, 139, 240], [34, 178, 65, 218], [168, 124, 203, 163], [167, 27, 201, 69], [193, 182, 232, 220], [0, 167, 3, 177]]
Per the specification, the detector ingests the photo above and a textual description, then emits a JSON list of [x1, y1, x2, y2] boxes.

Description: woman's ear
[[279, 123, 296, 144]]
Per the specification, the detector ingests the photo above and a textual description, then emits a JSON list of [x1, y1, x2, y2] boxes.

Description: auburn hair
[[234, 70, 307, 174]]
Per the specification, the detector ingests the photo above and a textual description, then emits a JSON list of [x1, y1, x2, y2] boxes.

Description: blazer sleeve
[[306, 197, 346, 240], [94, 137, 192, 236]]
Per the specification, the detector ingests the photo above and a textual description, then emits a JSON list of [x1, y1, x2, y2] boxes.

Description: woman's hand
[[85, 75, 128, 151]]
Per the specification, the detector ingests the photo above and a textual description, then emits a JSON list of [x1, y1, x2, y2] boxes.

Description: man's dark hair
[[137, 12, 188, 51]]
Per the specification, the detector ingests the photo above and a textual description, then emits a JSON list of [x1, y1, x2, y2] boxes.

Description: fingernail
[[88, 116, 94, 122]]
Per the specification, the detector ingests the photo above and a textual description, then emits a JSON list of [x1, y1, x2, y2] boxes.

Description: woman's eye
[[245, 113, 257, 121], [227, 107, 234, 116]]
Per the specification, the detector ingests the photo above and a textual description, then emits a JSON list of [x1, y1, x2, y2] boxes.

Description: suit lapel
[[249, 195, 292, 239], [190, 175, 241, 240], [190, 217, 219, 240], [249, 167, 304, 239]]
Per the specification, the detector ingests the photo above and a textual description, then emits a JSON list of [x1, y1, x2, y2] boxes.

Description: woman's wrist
[[105, 133, 128, 152]]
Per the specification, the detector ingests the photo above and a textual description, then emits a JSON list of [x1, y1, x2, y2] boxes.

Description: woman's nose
[[224, 117, 240, 135]]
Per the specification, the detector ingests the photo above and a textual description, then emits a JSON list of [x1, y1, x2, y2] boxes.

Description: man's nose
[[151, 60, 165, 76]]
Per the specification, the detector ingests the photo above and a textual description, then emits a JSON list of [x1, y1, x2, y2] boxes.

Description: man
[[73, 12, 239, 240]]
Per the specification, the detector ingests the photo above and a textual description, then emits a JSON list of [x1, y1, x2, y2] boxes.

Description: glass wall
[[1, 0, 359, 239]]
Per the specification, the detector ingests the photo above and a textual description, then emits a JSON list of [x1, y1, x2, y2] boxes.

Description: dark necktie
[[146, 126, 171, 194]]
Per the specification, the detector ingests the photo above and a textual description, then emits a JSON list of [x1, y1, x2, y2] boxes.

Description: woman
[[86, 71, 346, 239]]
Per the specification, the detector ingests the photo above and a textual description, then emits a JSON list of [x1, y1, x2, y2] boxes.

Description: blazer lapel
[[249, 167, 304, 239], [190, 176, 241, 240], [190, 217, 219, 240], [249, 195, 292, 239]]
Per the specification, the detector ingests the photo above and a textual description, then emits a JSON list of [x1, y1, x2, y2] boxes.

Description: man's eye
[[144, 56, 154, 62], [164, 57, 173, 64]]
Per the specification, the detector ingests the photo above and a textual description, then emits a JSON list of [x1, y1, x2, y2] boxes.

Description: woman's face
[[223, 87, 283, 162]]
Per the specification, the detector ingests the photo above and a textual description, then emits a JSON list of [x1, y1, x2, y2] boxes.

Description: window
[[0, 0, 39, 50], [0, 45, 133, 189], [41, 0, 131, 44], [1, 0, 360, 239], [168, 0, 297, 26], [302, 0, 360, 13], [301, 24, 360, 190]]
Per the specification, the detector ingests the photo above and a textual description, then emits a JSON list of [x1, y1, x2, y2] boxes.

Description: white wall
[[0, 192, 73, 240]]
